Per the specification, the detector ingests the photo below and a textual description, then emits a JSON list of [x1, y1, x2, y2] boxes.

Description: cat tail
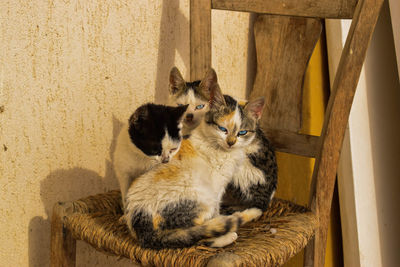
[[129, 208, 262, 249]]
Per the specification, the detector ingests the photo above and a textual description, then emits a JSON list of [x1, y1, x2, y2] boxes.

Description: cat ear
[[199, 69, 226, 108], [169, 67, 185, 95], [209, 85, 226, 109], [129, 104, 149, 126], [173, 104, 189, 122], [244, 97, 265, 120], [199, 68, 218, 99]]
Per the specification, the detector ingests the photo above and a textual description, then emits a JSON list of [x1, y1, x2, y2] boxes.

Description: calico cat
[[222, 117, 278, 212], [113, 103, 188, 208], [125, 69, 264, 249], [168, 67, 210, 137], [167, 67, 278, 212]]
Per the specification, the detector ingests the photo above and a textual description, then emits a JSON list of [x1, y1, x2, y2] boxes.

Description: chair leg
[[303, 210, 330, 267], [50, 202, 76, 267], [303, 238, 315, 267]]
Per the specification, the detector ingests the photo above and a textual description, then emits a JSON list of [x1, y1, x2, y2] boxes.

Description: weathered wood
[[212, 0, 358, 19], [190, 0, 211, 81], [51, 202, 76, 267], [307, 0, 384, 266], [206, 252, 242, 267], [263, 128, 319, 158], [303, 237, 315, 267], [251, 15, 321, 132]]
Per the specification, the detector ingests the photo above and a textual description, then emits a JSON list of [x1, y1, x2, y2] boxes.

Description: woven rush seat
[[56, 190, 317, 266]]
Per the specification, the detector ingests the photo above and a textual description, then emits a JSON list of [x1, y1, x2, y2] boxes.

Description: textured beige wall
[[0, 1, 253, 266]]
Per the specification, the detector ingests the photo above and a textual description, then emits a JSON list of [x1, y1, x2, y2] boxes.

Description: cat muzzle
[[161, 157, 170, 163], [227, 141, 235, 147], [185, 113, 194, 122]]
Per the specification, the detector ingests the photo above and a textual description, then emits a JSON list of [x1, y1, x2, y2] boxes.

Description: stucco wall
[[0, 1, 253, 266]]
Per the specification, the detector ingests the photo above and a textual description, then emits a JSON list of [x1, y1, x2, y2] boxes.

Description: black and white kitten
[[113, 103, 188, 207]]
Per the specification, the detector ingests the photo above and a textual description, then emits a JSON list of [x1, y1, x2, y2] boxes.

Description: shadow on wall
[[245, 13, 257, 99], [154, 0, 257, 102], [27, 0, 257, 265], [364, 1, 400, 265], [154, 0, 189, 104], [27, 0, 189, 265], [28, 117, 123, 267]]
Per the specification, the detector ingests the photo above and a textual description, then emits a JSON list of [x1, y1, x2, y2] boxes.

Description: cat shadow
[[27, 1, 190, 264], [28, 116, 124, 267]]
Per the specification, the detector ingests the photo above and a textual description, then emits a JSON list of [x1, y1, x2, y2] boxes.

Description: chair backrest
[[250, 15, 321, 158], [189, 0, 384, 266]]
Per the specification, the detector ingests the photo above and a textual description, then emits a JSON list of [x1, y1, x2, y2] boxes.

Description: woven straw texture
[[62, 191, 317, 266]]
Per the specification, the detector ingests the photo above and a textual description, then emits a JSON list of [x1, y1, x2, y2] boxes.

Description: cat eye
[[170, 148, 178, 153], [218, 126, 228, 133], [238, 130, 248, 136], [177, 104, 184, 107], [195, 104, 205, 110]]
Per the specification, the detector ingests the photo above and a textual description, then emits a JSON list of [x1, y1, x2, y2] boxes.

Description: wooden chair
[[51, 0, 383, 266], [190, 0, 383, 265]]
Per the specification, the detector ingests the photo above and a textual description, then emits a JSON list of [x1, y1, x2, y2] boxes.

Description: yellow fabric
[[276, 36, 343, 267]]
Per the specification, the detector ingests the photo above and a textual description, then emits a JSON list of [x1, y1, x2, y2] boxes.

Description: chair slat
[[212, 0, 358, 19], [263, 129, 320, 158], [251, 15, 321, 132], [190, 0, 212, 81], [306, 0, 384, 265]]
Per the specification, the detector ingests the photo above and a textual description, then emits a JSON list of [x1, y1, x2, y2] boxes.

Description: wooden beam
[[306, 0, 384, 266], [51, 202, 76, 267], [263, 128, 320, 158], [190, 0, 212, 81], [212, 0, 358, 19]]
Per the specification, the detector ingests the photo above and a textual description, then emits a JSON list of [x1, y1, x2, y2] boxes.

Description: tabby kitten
[[168, 67, 210, 137], [222, 105, 278, 212], [125, 69, 263, 249], [113, 103, 188, 208]]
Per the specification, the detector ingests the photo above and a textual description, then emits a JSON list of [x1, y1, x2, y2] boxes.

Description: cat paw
[[239, 208, 262, 224], [208, 232, 238, 247]]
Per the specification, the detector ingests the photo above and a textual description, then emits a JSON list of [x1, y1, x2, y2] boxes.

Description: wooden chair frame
[[190, 0, 383, 266], [50, 0, 383, 266]]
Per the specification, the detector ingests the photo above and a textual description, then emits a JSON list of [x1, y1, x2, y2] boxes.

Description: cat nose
[[227, 136, 237, 147], [162, 157, 169, 163], [185, 113, 194, 122]]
